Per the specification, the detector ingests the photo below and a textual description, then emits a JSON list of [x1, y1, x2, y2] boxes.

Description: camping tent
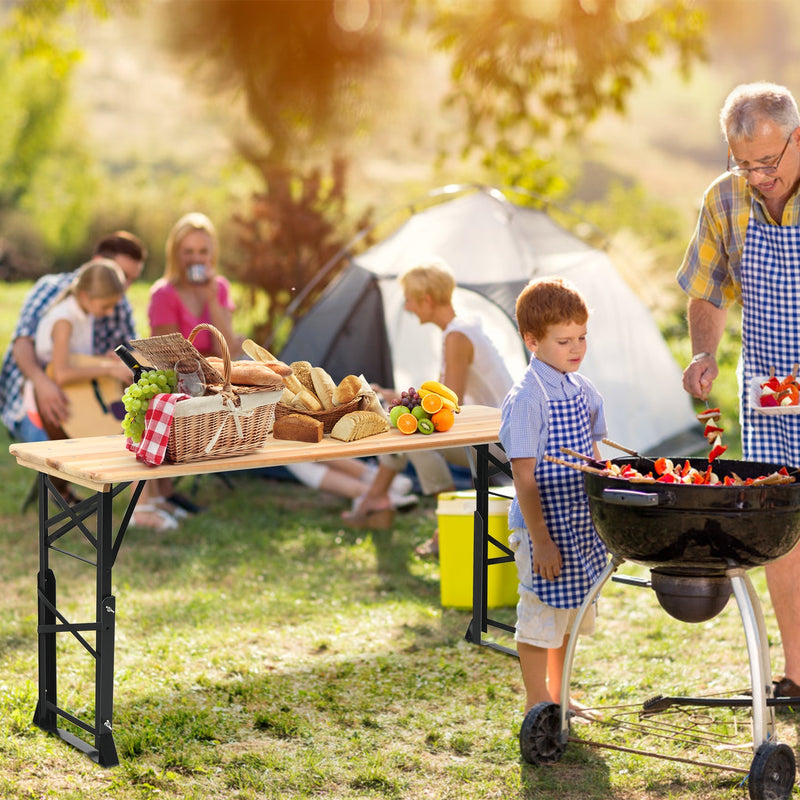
[[279, 186, 701, 455]]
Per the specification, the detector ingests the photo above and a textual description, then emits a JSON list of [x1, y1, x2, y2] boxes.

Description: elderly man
[[678, 81, 800, 698]]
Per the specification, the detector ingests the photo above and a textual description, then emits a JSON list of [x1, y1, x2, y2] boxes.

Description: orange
[[396, 412, 419, 435], [431, 408, 454, 432], [421, 393, 444, 414]]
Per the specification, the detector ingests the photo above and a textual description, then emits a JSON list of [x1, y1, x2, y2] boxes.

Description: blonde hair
[[68, 258, 126, 301], [398, 258, 456, 305], [514, 276, 589, 340], [164, 212, 218, 281]]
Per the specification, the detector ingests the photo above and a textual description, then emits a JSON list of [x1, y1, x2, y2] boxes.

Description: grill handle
[[601, 488, 660, 506]]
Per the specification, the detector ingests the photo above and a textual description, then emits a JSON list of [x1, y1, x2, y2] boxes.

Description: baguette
[[273, 412, 323, 443], [291, 388, 323, 413], [311, 367, 337, 410], [241, 338, 278, 363], [205, 357, 287, 386], [283, 372, 306, 395]]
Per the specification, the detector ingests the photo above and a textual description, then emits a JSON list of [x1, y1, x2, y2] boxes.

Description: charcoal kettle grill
[[519, 457, 800, 800]]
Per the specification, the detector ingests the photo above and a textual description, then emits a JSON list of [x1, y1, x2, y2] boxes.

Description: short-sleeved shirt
[[676, 171, 800, 308], [147, 276, 235, 355], [499, 355, 606, 531], [0, 271, 137, 433]]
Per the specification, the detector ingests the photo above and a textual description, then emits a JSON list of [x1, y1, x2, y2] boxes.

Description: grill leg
[[558, 555, 624, 739], [728, 567, 775, 751]]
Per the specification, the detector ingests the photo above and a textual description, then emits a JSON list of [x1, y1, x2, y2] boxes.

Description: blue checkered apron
[[740, 209, 800, 465], [527, 374, 608, 609]]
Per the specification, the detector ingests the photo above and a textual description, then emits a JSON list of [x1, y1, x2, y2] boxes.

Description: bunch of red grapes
[[388, 387, 421, 411]]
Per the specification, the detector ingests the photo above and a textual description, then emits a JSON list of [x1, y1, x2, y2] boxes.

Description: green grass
[[1, 281, 796, 799]]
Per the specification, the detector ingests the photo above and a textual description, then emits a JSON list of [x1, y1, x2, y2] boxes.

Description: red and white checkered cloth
[[126, 393, 191, 466]]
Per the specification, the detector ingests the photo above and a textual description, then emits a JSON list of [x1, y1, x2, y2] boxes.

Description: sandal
[[130, 504, 180, 532]]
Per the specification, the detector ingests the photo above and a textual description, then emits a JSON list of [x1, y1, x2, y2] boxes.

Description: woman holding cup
[[138, 213, 247, 528], [148, 212, 245, 358]]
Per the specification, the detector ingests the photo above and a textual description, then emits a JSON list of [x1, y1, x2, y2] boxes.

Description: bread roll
[[279, 387, 295, 404], [311, 367, 337, 410], [289, 360, 315, 393], [273, 413, 323, 443], [330, 410, 390, 441], [291, 388, 323, 413], [333, 374, 362, 406]]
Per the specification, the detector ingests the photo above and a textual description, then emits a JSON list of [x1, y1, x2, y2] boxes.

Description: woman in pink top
[[139, 213, 245, 531], [148, 212, 243, 357]]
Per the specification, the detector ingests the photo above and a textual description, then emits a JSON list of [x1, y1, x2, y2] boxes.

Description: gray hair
[[720, 82, 800, 142]]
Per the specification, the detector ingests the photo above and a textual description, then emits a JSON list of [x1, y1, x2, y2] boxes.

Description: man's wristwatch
[[690, 352, 715, 364]]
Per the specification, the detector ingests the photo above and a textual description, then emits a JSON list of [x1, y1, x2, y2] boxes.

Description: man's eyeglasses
[[727, 132, 793, 178]]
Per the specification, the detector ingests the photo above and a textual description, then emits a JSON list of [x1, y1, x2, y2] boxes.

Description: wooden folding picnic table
[[8, 404, 513, 766]]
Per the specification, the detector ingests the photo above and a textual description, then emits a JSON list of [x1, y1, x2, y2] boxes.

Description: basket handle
[[188, 323, 232, 389]]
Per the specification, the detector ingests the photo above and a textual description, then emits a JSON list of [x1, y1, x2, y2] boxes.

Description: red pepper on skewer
[[708, 443, 728, 462]]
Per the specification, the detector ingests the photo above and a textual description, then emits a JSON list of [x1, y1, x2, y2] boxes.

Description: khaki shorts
[[510, 528, 597, 649]]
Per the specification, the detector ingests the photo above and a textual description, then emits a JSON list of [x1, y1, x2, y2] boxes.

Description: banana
[[419, 388, 459, 412], [419, 381, 460, 412]]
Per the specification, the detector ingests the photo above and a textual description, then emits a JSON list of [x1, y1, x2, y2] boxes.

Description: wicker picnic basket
[[128, 324, 283, 463], [273, 395, 364, 434]]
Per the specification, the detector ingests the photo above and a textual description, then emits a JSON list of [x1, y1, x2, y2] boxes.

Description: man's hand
[[682, 353, 718, 401], [32, 374, 69, 428]]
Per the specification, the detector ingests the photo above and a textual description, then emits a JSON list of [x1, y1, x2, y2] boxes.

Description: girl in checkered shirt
[[499, 277, 608, 715]]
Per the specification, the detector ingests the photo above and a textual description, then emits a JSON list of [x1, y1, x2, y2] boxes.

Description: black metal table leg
[[30, 473, 136, 767], [464, 443, 516, 654], [34, 472, 58, 734]]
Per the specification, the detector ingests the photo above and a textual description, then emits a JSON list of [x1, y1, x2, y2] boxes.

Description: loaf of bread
[[333, 374, 362, 406], [311, 367, 337, 410], [205, 357, 287, 386], [330, 410, 390, 441], [289, 360, 315, 393], [273, 413, 323, 443]]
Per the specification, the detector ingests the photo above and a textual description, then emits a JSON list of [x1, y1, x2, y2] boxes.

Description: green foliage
[[432, 0, 708, 171], [0, 0, 106, 267]]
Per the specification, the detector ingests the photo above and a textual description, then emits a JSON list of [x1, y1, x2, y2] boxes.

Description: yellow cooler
[[436, 489, 519, 609]]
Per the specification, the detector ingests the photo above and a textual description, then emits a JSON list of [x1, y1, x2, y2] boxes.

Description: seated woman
[[140, 212, 248, 529], [149, 212, 244, 358], [343, 258, 514, 550]]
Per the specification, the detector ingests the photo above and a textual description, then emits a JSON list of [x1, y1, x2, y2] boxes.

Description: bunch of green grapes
[[121, 369, 177, 442]]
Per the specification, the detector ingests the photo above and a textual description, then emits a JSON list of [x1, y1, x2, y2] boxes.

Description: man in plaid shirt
[[0, 231, 146, 442]]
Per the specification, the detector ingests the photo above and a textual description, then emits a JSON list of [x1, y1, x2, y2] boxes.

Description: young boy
[[499, 276, 608, 713]]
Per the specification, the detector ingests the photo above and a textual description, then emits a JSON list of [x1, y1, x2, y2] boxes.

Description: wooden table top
[[9, 405, 502, 492]]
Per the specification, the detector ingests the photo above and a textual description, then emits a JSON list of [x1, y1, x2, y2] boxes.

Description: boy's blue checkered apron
[[740, 208, 800, 466], [526, 373, 607, 609]]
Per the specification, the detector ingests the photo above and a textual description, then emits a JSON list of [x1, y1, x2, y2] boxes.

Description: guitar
[[46, 355, 128, 439]]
